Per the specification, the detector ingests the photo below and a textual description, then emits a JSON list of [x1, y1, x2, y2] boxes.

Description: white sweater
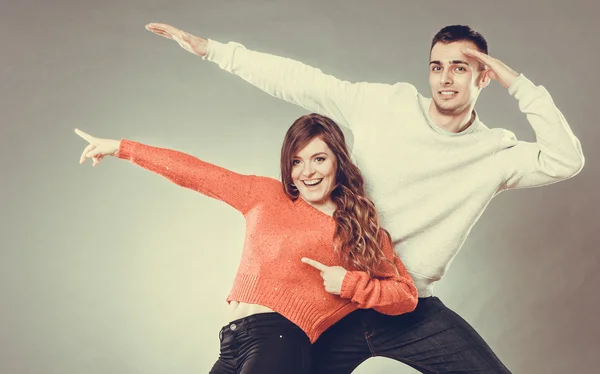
[[204, 40, 585, 297]]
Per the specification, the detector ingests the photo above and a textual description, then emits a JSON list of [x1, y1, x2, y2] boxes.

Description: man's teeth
[[440, 91, 457, 95], [303, 179, 322, 186]]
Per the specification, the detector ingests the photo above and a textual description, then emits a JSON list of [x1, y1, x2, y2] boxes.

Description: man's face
[[429, 40, 488, 116]]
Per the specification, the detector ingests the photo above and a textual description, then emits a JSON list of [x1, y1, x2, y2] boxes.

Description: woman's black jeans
[[312, 296, 512, 374], [209, 312, 311, 374]]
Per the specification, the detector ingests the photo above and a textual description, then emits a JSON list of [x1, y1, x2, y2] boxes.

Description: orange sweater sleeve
[[117, 139, 260, 214], [339, 233, 418, 316]]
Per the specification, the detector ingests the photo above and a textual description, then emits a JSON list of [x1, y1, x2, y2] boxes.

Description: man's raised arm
[[146, 23, 396, 130]]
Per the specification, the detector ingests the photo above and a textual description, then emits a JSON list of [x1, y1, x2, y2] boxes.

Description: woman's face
[[291, 137, 338, 212]]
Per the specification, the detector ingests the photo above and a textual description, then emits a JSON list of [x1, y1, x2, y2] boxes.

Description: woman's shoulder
[[249, 175, 290, 201]]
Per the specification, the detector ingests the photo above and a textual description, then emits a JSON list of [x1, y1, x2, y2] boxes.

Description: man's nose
[[440, 70, 453, 85]]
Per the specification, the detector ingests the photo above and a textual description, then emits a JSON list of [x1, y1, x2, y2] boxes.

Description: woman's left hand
[[75, 129, 121, 167], [302, 257, 347, 295]]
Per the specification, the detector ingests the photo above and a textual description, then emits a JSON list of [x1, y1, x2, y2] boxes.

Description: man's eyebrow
[[429, 60, 471, 66]]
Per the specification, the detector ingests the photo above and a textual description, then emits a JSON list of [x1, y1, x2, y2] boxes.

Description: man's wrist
[[504, 72, 520, 90]]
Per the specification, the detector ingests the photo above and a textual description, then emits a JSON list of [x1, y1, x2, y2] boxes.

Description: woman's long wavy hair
[[281, 113, 395, 277]]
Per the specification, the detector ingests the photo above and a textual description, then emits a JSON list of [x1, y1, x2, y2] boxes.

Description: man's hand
[[462, 48, 519, 89], [301, 257, 347, 295], [145, 23, 208, 57]]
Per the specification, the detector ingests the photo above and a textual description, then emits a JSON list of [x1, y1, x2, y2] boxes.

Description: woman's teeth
[[303, 179, 322, 186]]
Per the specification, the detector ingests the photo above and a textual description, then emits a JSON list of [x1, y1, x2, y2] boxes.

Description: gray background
[[2, 0, 599, 373]]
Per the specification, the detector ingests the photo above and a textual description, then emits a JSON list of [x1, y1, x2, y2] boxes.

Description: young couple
[[76, 24, 584, 373]]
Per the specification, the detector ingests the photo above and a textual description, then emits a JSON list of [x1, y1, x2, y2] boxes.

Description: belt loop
[[244, 315, 251, 334]]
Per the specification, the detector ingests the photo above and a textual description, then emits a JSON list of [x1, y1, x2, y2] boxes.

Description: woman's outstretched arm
[[75, 128, 263, 214]]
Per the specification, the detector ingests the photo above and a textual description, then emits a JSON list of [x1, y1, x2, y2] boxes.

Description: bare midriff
[[228, 301, 275, 321]]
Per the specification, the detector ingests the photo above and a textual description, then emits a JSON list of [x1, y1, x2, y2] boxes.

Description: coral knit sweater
[[117, 139, 418, 343]]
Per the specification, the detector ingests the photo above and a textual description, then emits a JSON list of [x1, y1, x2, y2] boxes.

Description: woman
[[75, 113, 418, 374]]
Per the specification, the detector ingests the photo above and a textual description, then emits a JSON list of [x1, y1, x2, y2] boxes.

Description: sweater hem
[[227, 273, 358, 343], [408, 272, 437, 297]]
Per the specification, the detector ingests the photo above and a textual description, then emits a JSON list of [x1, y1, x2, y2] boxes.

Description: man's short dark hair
[[431, 25, 488, 54]]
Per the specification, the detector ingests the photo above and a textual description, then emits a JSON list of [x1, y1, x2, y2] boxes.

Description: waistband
[[219, 312, 297, 335]]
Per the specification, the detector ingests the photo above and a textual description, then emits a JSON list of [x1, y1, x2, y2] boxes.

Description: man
[[145, 23, 584, 373]]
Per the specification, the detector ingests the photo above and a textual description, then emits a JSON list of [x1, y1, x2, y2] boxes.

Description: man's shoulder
[[474, 124, 518, 150], [356, 81, 420, 109], [356, 80, 418, 95], [389, 81, 419, 96], [469, 121, 518, 146], [484, 125, 516, 139]]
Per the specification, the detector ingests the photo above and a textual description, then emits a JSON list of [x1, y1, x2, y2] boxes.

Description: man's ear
[[478, 68, 491, 89]]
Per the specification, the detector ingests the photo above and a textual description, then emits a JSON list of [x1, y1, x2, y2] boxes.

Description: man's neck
[[429, 104, 476, 133]]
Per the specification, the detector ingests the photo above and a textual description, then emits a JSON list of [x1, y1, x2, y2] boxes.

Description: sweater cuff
[[508, 74, 537, 97], [203, 39, 245, 72], [117, 139, 137, 161], [508, 73, 552, 110], [340, 271, 361, 299]]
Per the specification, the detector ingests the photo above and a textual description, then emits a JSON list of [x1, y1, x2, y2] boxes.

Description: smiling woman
[[280, 114, 401, 278], [74, 112, 418, 374]]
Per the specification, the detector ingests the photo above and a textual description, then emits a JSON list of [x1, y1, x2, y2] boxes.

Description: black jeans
[[209, 312, 311, 374], [312, 297, 512, 374]]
